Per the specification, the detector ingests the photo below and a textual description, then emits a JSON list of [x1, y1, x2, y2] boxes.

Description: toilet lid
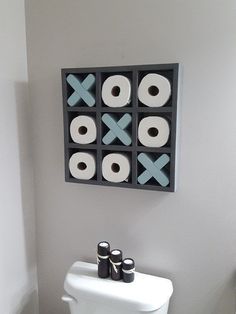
[[64, 261, 173, 312]]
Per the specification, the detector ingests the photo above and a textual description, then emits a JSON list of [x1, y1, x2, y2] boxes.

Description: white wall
[[25, 1, 236, 313], [0, 0, 38, 313]]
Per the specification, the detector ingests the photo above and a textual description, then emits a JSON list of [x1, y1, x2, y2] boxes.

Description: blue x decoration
[[102, 113, 132, 146], [66, 74, 95, 107], [138, 153, 170, 186]]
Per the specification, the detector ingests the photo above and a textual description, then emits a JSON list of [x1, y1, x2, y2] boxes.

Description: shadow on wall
[[211, 270, 236, 314], [15, 290, 38, 314], [14, 82, 38, 314]]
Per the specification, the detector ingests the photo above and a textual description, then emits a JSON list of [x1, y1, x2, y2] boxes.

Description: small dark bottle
[[122, 258, 135, 283], [110, 249, 122, 281], [97, 241, 110, 278]]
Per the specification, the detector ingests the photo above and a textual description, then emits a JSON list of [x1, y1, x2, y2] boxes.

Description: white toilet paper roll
[[102, 75, 131, 107], [102, 153, 130, 183], [70, 115, 97, 144], [138, 73, 171, 107], [138, 116, 170, 147], [69, 152, 96, 180]]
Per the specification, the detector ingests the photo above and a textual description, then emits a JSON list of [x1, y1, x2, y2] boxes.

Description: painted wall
[[25, 0, 236, 313], [0, 0, 38, 313]]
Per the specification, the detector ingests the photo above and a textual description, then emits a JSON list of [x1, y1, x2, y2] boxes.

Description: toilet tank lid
[[64, 261, 173, 312]]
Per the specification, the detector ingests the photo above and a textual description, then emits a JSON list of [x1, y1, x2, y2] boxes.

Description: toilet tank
[[63, 261, 173, 314]]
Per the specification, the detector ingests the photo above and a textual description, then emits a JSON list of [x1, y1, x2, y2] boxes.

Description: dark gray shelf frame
[[62, 63, 179, 192]]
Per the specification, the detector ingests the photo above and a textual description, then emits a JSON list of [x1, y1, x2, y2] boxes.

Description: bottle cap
[[110, 249, 122, 263], [97, 241, 110, 256], [122, 258, 135, 270]]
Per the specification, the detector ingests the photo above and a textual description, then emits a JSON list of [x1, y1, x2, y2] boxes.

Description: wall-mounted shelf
[[62, 63, 179, 191]]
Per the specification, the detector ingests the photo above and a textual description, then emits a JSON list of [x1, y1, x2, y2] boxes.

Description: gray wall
[[0, 0, 38, 313], [25, 0, 236, 313]]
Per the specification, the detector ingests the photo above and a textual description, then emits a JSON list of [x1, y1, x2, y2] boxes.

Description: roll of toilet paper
[[102, 153, 130, 183], [102, 75, 131, 107], [70, 115, 97, 144], [138, 116, 170, 147], [69, 152, 96, 180], [138, 73, 171, 107]]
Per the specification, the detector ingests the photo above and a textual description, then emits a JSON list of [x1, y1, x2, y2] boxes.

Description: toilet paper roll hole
[[111, 163, 120, 173], [148, 127, 159, 137], [148, 85, 159, 96], [77, 162, 87, 171], [78, 126, 88, 135], [111, 86, 121, 97]]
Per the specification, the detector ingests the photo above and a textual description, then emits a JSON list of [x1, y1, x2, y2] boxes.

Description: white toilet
[[62, 261, 173, 314]]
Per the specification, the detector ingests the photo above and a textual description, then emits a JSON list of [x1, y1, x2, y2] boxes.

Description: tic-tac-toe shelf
[[62, 63, 179, 192]]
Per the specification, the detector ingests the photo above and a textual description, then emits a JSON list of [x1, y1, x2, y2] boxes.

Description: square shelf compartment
[[101, 112, 133, 146], [101, 71, 133, 108], [101, 150, 133, 185], [67, 112, 98, 145], [63, 72, 96, 108], [66, 148, 98, 182], [137, 112, 172, 149], [137, 69, 174, 108], [137, 151, 171, 188]]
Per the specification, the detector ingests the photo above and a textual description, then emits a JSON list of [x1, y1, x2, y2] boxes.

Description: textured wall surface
[[0, 0, 38, 313], [25, 1, 236, 313]]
